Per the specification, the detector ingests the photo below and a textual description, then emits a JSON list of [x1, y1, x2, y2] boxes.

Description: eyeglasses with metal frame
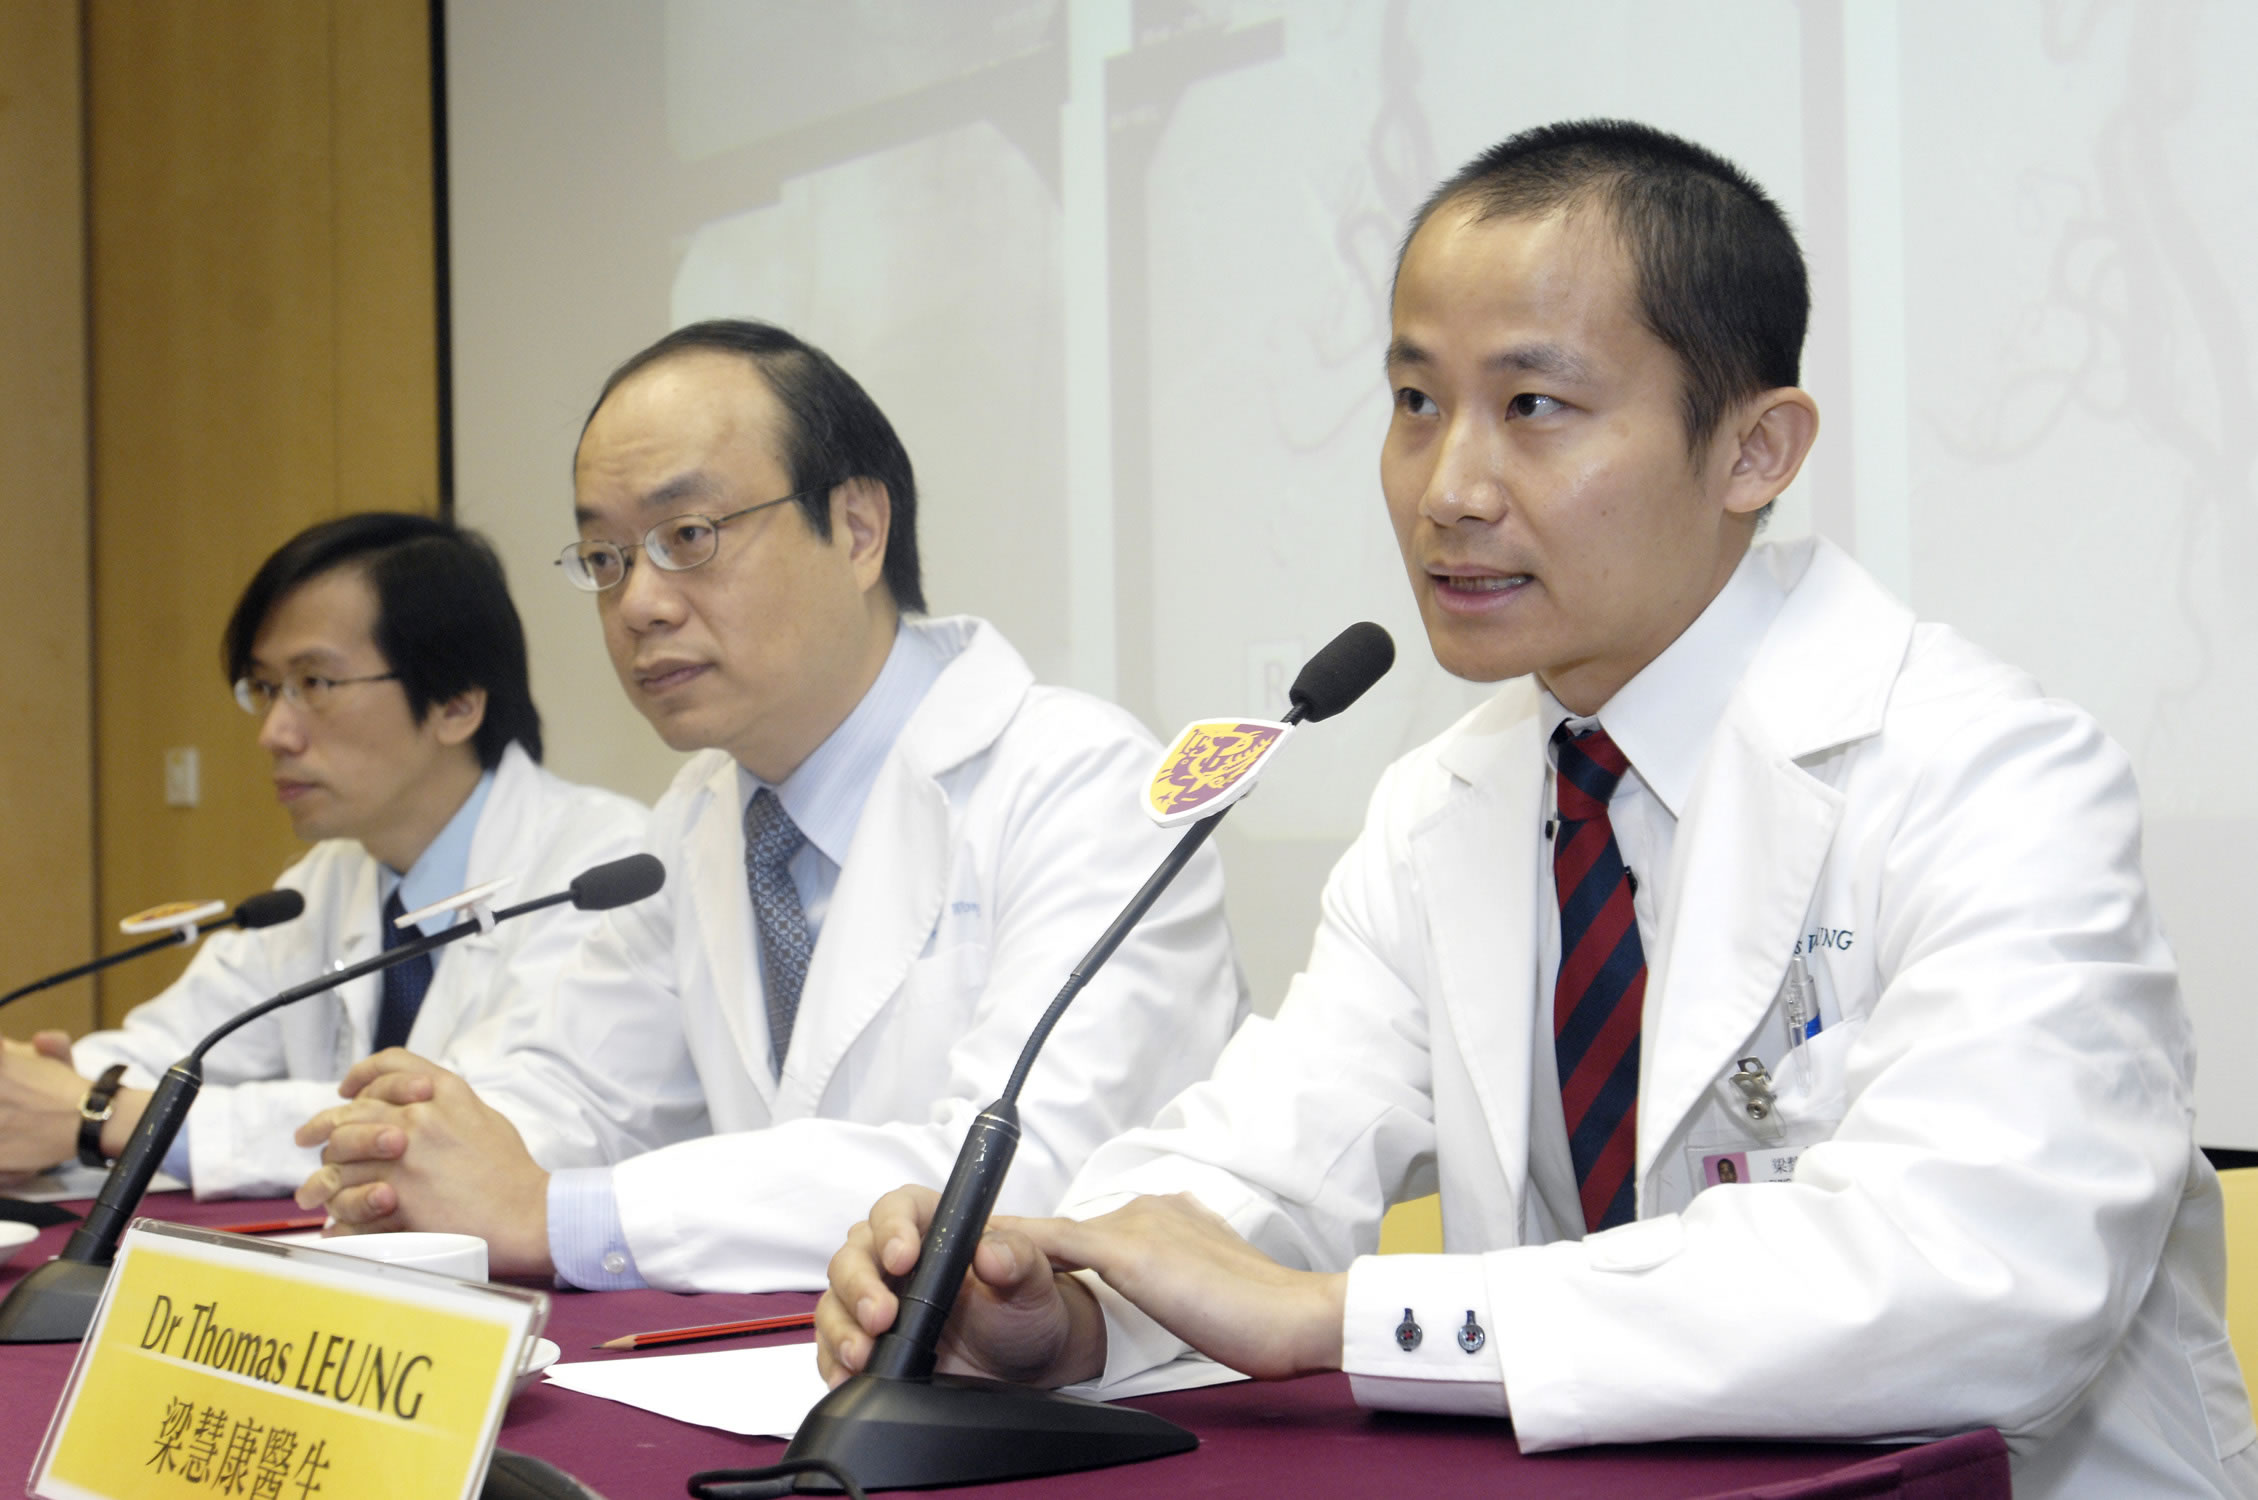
[[232, 672, 401, 717], [554, 491, 815, 593]]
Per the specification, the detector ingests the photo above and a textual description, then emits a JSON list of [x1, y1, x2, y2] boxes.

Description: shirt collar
[[1539, 547, 1789, 817], [381, 768, 495, 936], [738, 622, 946, 866]]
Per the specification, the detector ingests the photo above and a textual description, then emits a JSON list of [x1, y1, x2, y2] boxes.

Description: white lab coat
[[474, 616, 1245, 1293], [74, 744, 648, 1198], [1068, 540, 2255, 1499]]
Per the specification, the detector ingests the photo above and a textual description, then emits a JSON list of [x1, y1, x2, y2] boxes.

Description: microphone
[[780, 626, 1394, 1493], [1288, 621, 1395, 723], [0, 889, 309, 1015], [229, 889, 310, 930], [566, 853, 665, 912], [0, 854, 666, 1344]]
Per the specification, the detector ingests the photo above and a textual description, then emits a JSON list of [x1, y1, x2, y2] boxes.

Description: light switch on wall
[[163, 747, 199, 808]]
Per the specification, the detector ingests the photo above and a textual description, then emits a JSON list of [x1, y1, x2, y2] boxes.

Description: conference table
[[2, 1193, 2009, 1499]]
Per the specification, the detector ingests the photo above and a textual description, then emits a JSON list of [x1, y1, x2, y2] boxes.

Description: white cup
[[307, 1231, 488, 1281]]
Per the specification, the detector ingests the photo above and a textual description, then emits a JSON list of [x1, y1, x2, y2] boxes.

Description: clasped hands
[[815, 1185, 1348, 1392], [292, 1049, 552, 1275]]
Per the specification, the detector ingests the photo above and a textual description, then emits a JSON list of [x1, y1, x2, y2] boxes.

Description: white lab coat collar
[[1634, 538, 1915, 1184], [382, 767, 495, 935], [673, 617, 1035, 1112], [1554, 547, 1790, 818], [739, 622, 947, 871], [337, 742, 544, 1052]]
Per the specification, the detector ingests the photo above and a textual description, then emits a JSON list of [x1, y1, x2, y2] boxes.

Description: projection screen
[[446, 1, 2258, 1143]]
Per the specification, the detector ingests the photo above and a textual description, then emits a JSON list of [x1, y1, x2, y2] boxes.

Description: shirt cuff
[[1053, 1269, 1192, 1399], [1341, 1254, 1510, 1418], [547, 1167, 648, 1291]]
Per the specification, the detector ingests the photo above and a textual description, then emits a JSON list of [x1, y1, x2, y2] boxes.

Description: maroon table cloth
[[1, 1194, 2008, 1498]]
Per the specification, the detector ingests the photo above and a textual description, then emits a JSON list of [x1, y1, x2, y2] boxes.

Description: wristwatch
[[77, 1064, 129, 1170]]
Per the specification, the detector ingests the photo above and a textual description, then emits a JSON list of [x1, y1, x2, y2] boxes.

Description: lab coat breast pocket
[[1682, 1018, 1865, 1195], [1767, 1016, 1863, 1132]]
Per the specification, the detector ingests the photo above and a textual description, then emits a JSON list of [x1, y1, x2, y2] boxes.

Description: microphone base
[[0, 1255, 108, 1343], [781, 1371, 1195, 1491]]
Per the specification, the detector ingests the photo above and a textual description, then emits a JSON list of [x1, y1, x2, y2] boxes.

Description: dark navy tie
[[373, 887, 434, 1053], [1551, 724, 1646, 1234], [745, 790, 813, 1078]]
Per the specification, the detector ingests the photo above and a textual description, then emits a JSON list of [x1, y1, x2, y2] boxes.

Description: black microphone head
[[569, 853, 666, 911], [233, 888, 307, 930], [1287, 622, 1395, 722]]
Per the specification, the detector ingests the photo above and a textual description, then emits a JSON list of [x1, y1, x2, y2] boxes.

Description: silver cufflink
[[1457, 1311, 1485, 1354], [1394, 1308, 1422, 1351]]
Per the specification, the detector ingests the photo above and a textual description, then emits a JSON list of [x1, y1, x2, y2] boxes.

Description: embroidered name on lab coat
[[1793, 927, 1855, 954]]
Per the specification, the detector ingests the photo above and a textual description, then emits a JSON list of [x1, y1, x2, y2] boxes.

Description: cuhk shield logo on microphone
[[1143, 720, 1295, 828]]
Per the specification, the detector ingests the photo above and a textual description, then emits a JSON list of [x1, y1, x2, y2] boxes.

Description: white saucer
[[513, 1336, 560, 1399], [0, 1221, 39, 1262]]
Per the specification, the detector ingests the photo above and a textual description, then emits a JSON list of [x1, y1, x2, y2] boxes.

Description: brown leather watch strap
[[76, 1063, 129, 1170]]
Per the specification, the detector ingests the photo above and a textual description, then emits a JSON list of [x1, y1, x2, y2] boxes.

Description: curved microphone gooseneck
[[0, 889, 308, 1015], [0, 854, 666, 1346], [776, 624, 1394, 1494], [868, 620, 1395, 1383]]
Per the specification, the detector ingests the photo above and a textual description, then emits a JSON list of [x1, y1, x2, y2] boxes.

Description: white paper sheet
[[3, 1165, 187, 1203], [1066, 1356, 1248, 1402], [539, 1341, 1247, 1438], [542, 1341, 831, 1438]]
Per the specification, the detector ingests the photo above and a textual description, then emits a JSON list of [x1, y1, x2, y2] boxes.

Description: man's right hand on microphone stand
[[815, 1184, 1348, 1393]]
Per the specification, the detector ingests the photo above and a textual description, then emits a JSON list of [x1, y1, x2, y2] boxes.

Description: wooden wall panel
[[333, 0, 441, 514], [87, 0, 438, 1022], [0, 0, 95, 1037]]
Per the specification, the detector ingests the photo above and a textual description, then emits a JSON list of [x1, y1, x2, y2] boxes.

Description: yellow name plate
[[32, 1221, 546, 1500]]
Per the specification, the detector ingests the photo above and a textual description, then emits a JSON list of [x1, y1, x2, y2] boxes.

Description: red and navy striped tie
[[1551, 724, 1645, 1234]]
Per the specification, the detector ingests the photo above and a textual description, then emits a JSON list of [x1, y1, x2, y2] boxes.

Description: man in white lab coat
[[294, 322, 1243, 1291], [817, 122, 2256, 1497], [0, 514, 647, 1197]]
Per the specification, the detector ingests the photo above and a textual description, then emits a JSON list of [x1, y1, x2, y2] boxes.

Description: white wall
[[448, 1, 2258, 1142]]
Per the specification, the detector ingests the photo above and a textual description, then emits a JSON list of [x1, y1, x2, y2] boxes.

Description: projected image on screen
[[447, 0, 2258, 1139]]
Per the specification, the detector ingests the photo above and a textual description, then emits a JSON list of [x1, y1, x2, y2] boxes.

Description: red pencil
[[595, 1310, 816, 1351], [212, 1214, 329, 1235]]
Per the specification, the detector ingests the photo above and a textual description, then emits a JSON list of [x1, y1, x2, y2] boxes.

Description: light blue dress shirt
[[549, 625, 945, 1289], [382, 770, 495, 938], [161, 770, 495, 1183]]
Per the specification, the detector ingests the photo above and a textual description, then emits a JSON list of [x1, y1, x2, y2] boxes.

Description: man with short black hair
[[0, 513, 647, 1197], [294, 322, 1245, 1294], [818, 121, 2254, 1497]]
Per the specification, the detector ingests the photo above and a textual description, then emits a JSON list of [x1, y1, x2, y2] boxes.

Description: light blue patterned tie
[[744, 789, 813, 1077]]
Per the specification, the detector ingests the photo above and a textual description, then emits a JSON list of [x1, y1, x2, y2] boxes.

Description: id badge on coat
[[1692, 1144, 1807, 1186]]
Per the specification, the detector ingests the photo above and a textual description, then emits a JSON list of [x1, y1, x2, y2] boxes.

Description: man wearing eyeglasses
[[290, 320, 1244, 1294], [0, 514, 647, 1197]]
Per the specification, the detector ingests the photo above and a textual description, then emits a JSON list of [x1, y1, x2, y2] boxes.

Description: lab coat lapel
[[681, 758, 776, 1110], [777, 761, 950, 1117], [1416, 683, 1546, 1220], [776, 618, 1033, 1117], [1636, 540, 1915, 1186], [1635, 717, 1842, 1184], [412, 746, 532, 1044], [334, 857, 385, 1066]]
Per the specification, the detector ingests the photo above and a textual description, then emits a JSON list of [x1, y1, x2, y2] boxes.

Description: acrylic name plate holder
[[30, 1220, 545, 1500]]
